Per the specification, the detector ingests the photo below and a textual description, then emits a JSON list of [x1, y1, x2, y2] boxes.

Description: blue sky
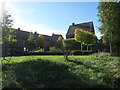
[[6, 2, 101, 39]]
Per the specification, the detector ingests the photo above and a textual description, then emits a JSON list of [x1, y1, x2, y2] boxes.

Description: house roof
[[66, 22, 95, 36], [14, 28, 30, 40], [39, 34, 52, 41], [52, 33, 64, 41]]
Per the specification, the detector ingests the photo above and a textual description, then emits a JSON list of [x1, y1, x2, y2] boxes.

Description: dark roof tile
[[66, 22, 95, 35]]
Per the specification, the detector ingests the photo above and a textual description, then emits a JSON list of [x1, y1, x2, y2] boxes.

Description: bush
[[73, 50, 94, 55], [93, 52, 111, 57], [25, 51, 63, 55], [35, 49, 44, 52], [49, 47, 57, 53]]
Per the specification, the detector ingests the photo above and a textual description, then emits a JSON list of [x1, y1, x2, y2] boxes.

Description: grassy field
[[2, 55, 120, 88]]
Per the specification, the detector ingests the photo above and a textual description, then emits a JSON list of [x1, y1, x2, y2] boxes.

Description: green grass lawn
[[2, 55, 120, 88]]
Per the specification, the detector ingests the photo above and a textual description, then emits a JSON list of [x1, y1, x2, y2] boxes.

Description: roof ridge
[[76, 21, 93, 25]]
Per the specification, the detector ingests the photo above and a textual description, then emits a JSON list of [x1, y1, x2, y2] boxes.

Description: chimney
[[72, 23, 75, 26], [18, 28, 20, 30], [52, 33, 54, 36], [34, 31, 37, 34]]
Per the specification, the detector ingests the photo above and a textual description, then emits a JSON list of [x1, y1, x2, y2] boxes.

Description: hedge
[[9, 50, 95, 56]]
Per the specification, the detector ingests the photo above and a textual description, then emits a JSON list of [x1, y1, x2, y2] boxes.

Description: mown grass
[[1, 55, 120, 88]]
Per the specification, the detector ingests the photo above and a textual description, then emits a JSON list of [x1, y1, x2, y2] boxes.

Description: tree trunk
[[87, 46, 88, 51], [81, 43, 83, 51], [110, 42, 112, 53], [91, 46, 92, 51]]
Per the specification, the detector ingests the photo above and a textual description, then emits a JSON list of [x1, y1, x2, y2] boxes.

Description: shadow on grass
[[2, 59, 89, 88], [67, 59, 120, 88], [2, 58, 112, 88], [67, 59, 101, 72]]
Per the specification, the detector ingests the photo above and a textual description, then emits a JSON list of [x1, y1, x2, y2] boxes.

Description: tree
[[84, 32, 97, 51], [74, 29, 97, 51], [63, 38, 80, 60], [74, 29, 86, 51], [38, 35, 45, 49], [97, 0, 120, 56], [56, 36, 64, 51], [27, 32, 35, 51], [1, 2, 16, 60]]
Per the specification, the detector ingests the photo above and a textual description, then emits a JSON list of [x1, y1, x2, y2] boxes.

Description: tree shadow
[[67, 59, 120, 88], [2, 59, 88, 88], [67, 59, 101, 72], [2, 58, 111, 88]]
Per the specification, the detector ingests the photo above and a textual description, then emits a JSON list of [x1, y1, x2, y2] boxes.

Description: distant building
[[52, 33, 64, 46], [14, 28, 29, 50], [66, 22, 95, 39], [13, 28, 64, 51], [40, 34, 53, 51]]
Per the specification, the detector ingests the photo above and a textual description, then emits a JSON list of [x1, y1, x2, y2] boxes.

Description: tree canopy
[[63, 38, 80, 50], [74, 29, 97, 46], [38, 34, 45, 49], [1, 2, 16, 58], [97, 0, 120, 55], [56, 36, 64, 51]]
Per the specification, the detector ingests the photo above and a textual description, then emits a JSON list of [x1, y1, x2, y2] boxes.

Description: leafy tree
[[56, 36, 64, 51], [84, 31, 97, 51], [97, 0, 120, 56], [63, 38, 79, 60], [75, 29, 97, 51], [63, 38, 80, 50], [27, 32, 35, 51], [49, 47, 57, 53], [38, 34, 45, 49], [1, 2, 16, 60], [74, 29, 86, 51]]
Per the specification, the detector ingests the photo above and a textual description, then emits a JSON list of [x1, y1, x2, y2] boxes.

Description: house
[[66, 22, 95, 50], [66, 22, 95, 39], [52, 33, 64, 46], [41, 34, 53, 51], [12, 28, 64, 52], [14, 28, 30, 50]]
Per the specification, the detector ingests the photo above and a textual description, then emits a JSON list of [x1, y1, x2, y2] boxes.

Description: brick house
[[66, 22, 95, 39], [66, 22, 96, 50], [13, 28, 64, 51]]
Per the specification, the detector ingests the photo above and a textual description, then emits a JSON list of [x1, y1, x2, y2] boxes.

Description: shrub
[[35, 49, 44, 52], [49, 47, 57, 53], [73, 50, 94, 55], [93, 52, 111, 57]]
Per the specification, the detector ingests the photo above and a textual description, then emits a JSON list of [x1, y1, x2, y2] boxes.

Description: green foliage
[[93, 52, 111, 58], [63, 38, 80, 60], [35, 49, 44, 52], [38, 35, 45, 49], [97, 1, 120, 56], [56, 37, 64, 51], [73, 50, 94, 55], [74, 29, 86, 43], [74, 29, 97, 46], [28, 32, 34, 42], [27, 32, 35, 50], [49, 47, 57, 52], [63, 38, 80, 50], [1, 3, 16, 58]]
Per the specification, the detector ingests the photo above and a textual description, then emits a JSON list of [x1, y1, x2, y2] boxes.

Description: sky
[[4, 2, 102, 39]]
